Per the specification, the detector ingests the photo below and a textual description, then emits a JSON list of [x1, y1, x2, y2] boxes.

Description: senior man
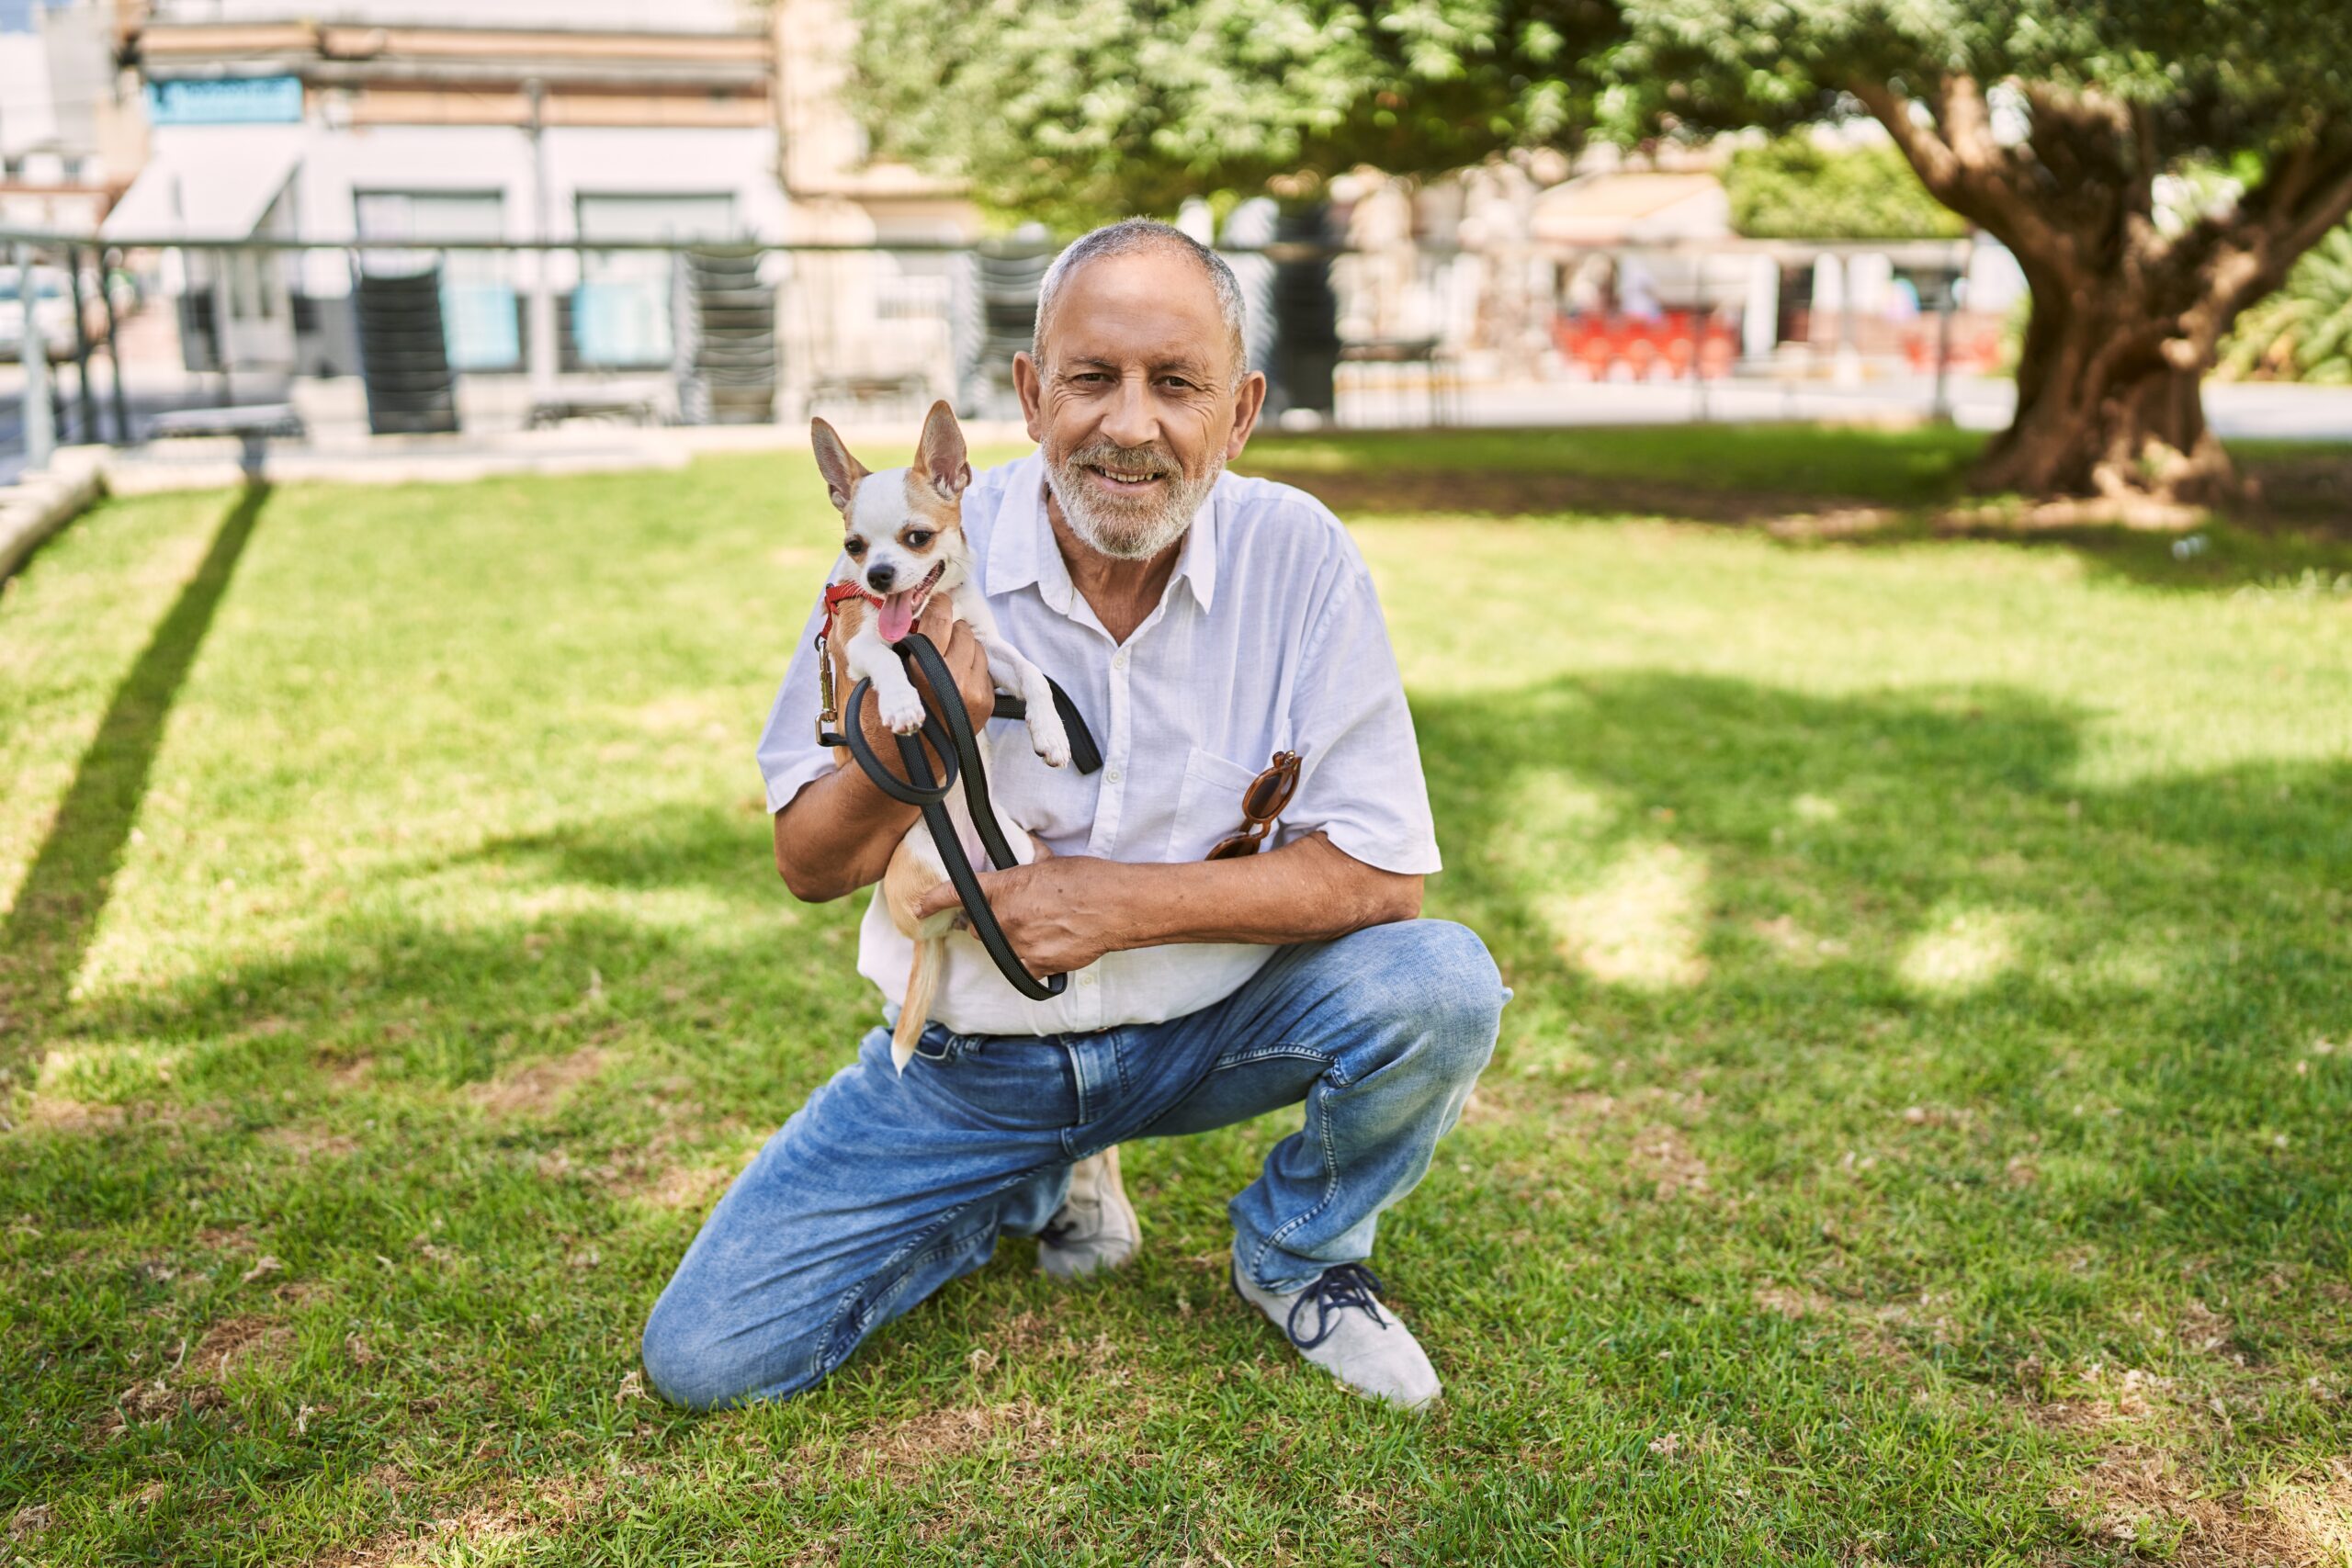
[[642, 219, 1506, 1412]]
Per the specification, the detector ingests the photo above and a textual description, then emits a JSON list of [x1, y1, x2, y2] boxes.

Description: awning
[[102, 131, 301, 243], [1531, 172, 1729, 246]]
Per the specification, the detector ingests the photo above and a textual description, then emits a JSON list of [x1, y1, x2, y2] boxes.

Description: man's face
[[1014, 249, 1267, 560]]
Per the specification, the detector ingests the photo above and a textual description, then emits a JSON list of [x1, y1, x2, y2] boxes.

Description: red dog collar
[[819, 579, 878, 644]]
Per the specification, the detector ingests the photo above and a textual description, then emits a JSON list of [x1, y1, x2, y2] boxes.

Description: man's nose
[[1100, 372, 1159, 451], [865, 561, 896, 592]]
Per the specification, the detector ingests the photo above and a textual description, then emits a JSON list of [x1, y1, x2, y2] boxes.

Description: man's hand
[[852, 596, 996, 781], [910, 854, 1135, 976], [776, 598, 998, 903], [908, 835, 1424, 977]]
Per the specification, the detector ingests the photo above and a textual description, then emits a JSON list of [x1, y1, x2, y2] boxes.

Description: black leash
[[818, 632, 1100, 998]]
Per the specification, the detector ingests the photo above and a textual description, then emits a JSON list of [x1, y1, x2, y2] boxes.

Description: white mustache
[[1071, 446, 1177, 478]]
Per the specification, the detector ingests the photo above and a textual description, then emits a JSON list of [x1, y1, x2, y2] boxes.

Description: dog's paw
[[1027, 708, 1071, 768], [878, 690, 927, 734]]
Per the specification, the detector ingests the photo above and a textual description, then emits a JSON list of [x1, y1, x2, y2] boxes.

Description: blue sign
[[146, 76, 304, 126]]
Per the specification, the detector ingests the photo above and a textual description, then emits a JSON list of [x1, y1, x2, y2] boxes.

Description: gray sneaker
[[1036, 1145, 1140, 1280], [1231, 1258, 1442, 1411]]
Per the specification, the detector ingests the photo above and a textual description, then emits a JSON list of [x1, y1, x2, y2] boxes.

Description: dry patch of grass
[[2057, 1449, 2352, 1566], [320, 1473, 615, 1568], [17, 1096, 128, 1134], [848, 1397, 1059, 1479], [466, 1046, 611, 1117], [189, 1313, 297, 1382], [1753, 1285, 1839, 1320], [1630, 1124, 1713, 1201], [261, 1122, 361, 1162], [634, 1160, 736, 1212]]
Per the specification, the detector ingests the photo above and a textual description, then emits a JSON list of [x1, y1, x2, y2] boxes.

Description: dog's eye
[[905, 531, 933, 549], [843, 538, 865, 558]]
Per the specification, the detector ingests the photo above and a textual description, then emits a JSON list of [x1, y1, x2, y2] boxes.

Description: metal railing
[[3, 223, 1996, 473]]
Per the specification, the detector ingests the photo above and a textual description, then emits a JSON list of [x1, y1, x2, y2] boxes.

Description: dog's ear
[[914, 400, 972, 501], [810, 418, 869, 513]]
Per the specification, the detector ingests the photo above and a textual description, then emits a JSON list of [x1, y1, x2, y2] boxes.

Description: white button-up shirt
[[755, 450, 1441, 1036]]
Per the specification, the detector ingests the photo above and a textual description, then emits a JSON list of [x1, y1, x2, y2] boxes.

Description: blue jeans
[[640, 919, 1506, 1410]]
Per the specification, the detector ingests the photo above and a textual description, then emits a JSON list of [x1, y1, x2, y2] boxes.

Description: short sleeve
[[752, 591, 837, 815], [1284, 567, 1442, 875]]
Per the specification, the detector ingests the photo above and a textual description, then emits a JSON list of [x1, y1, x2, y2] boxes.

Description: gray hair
[[1032, 218, 1250, 384]]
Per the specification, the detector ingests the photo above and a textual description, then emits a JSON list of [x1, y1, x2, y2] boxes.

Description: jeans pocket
[[910, 1021, 965, 1063]]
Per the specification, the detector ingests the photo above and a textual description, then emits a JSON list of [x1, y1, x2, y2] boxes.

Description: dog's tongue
[[877, 590, 919, 643]]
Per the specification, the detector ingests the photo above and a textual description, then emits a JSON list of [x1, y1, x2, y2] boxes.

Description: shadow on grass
[[1239, 426, 2352, 594], [0, 484, 270, 1070], [12, 667, 2350, 1554], [449, 801, 781, 896], [1413, 671, 2351, 1266], [40, 669, 2350, 1271]]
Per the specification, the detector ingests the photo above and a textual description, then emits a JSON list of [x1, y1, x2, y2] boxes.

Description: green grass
[[3, 429, 2349, 1564], [1238, 422, 1990, 505]]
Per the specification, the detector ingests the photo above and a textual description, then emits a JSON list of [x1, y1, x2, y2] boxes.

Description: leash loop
[[822, 631, 1098, 1001]]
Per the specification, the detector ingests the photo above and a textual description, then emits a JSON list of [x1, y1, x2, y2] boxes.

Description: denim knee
[[1387, 919, 1505, 1049], [639, 1295, 815, 1413]]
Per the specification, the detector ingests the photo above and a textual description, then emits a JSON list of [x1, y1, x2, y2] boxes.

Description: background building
[[102, 0, 785, 392], [0, 0, 141, 232]]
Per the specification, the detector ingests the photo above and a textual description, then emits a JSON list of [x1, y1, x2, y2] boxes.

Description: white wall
[[2, 8, 112, 160], [0, 37, 53, 157], [141, 119, 791, 297]]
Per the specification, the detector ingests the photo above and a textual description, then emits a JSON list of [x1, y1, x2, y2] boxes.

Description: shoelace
[[1283, 1262, 1390, 1350]]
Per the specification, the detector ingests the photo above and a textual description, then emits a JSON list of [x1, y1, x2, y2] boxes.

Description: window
[[568, 193, 737, 369], [355, 190, 518, 370], [354, 189, 505, 245]]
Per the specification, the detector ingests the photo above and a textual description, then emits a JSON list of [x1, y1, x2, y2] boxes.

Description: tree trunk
[[1975, 280, 2235, 509], [1848, 76, 2352, 513]]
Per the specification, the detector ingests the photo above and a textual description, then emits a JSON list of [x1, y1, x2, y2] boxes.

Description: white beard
[[1046, 448, 1222, 561]]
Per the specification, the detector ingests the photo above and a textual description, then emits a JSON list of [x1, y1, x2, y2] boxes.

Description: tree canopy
[[1724, 137, 1965, 241], [850, 0, 1616, 231], [853, 0, 2352, 500], [1617, 0, 2352, 500]]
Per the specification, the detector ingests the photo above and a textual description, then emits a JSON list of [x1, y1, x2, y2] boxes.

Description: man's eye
[[1074, 373, 1111, 385], [905, 531, 933, 548], [1161, 378, 1196, 391], [844, 539, 865, 557]]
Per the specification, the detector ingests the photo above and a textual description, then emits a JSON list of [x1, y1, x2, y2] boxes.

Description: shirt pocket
[[1168, 746, 1264, 863]]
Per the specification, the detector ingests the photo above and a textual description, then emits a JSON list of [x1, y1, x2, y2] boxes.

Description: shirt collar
[[986, 450, 1219, 616]]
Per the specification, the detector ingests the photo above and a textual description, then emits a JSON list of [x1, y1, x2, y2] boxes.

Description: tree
[[849, 0, 1613, 232], [1724, 136, 1964, 242], [1617, 0, 2352, 505], [854, 0, 2352, 505]]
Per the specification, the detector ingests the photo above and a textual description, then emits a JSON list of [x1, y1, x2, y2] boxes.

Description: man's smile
[[1081, 458, 1173, 497]]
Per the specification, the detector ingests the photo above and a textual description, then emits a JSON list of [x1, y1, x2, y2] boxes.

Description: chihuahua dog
[[811, 400, 1070, 1070]]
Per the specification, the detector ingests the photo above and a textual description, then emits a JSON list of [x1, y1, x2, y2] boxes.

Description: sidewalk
[[5, 367, 2347, 501]]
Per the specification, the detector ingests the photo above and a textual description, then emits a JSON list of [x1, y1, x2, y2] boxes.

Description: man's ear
[[810, 417, 869, 513], [1224, 369, 1270, 461], [914, 400, 972, 500], [1012, 352, 1046, 444]]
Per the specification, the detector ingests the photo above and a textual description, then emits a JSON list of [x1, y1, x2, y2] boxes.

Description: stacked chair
[[966, 238, 1054, 418], [684, 250, 777, 425], [1268, 206, 1341, 419], [355, 267, 459, 435]]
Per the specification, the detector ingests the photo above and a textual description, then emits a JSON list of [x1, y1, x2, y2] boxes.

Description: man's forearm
[[771, 599, 1001, 904], [1111, 833, 1422, 949], [772, 765, 921, 902], [927, 832, 1423, 976]]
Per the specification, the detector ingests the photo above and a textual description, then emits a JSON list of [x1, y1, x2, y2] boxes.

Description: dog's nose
[[865, 563, 896, 592]]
